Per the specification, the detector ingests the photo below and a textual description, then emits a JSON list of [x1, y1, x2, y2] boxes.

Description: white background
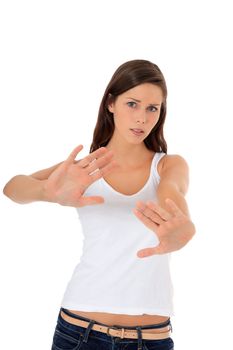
[[1, 1, 233, 349]]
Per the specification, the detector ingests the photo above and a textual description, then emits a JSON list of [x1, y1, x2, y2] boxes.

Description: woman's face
[[108, 83, 163, 145]]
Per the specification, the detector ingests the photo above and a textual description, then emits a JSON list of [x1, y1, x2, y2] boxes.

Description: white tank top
[[61, 152, 174, 316]]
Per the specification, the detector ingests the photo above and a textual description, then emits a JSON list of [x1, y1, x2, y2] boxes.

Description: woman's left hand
[[133, 198, 196, 257]]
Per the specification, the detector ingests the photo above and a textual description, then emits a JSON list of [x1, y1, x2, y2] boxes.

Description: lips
[[130, 128, 145, 136], [131, 128, 144, 132]]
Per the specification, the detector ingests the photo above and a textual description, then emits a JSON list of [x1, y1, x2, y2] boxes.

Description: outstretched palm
[[44, 145, 118, 207], [133, 198, 195, 257]]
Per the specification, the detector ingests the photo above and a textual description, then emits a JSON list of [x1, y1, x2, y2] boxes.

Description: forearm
[[3, 175, 49, 204], [157, 181, 191, 218]]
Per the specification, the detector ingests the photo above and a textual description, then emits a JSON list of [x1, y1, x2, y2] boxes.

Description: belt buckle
[[106, 325, 125, 339]]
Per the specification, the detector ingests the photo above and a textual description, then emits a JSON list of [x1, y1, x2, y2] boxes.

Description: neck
[[105, 134, 152, 166]]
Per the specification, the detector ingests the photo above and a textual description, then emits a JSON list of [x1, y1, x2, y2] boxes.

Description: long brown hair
[[89, 59, 168, 153]]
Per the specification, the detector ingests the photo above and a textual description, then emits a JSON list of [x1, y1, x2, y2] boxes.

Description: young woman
[[3, 59, 195, 350]]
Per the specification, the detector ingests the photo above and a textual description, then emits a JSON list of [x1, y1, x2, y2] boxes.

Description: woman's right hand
[[43, 145, 117, 207]]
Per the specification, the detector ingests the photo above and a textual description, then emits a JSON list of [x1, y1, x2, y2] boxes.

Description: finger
[[134, 202, 165, 225], [67, 145, 83, 163], [78, 196, 105, 206], [146, 201, 172, 221], [82, 161, 118, 186], [165, 198, 184, 217], [135, 200, 147, 211], [152, 243, 170, 255], [137, 247, 158, 258], [87, 160, 119, 182], [85, 151, 115, 174], [100, 160, 120, 176], [138, 242, 171, 257], [78, 147, 112, 168], [133, 208, 159, 231]]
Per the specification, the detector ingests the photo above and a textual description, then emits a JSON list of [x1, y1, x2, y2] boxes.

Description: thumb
[[78, 196, 105, 207], [137, 247, 157, 258], [151, 244, 166, 255], [137, 244, 165, 258]]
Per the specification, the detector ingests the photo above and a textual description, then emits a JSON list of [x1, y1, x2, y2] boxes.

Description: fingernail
[[137, 251, 144, 257]]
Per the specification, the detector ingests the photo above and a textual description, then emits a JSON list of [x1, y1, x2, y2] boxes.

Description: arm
[[157, 154, 190, 217], [3, 161, 64, 204], [3, 145, 118, 207]]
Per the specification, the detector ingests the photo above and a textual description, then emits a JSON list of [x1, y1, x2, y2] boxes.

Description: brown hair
[[89, 59, 168, 153]]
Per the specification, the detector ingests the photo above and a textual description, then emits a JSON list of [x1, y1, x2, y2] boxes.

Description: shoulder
[[157, 154, 189, 194], [164, 154, 189, 170], [158, 153, 189, 175]]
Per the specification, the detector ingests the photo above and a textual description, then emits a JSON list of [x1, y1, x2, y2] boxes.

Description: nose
[[136, 111, 146, 124]]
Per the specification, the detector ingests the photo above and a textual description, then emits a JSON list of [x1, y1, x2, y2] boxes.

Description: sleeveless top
[[61, 152, 174, 316]]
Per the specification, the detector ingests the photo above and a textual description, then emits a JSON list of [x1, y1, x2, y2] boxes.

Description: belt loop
[[83, 319, 95, 343], [120, 327, 125, 339], [136, 326, 143, 350]]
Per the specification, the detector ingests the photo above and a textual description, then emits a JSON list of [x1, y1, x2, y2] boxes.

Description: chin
[[128, 139, 146, 145]]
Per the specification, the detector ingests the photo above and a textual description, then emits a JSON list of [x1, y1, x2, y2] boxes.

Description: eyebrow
[[126, 97, 161, 106]]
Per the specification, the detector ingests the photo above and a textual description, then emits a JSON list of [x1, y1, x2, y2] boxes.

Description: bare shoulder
[[162, 154, 188, 170], [157, 154, 189, 194]]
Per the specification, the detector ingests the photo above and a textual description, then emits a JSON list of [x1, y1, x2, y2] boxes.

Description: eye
[[127, 101, 137, 108], [148, 106, 158, 112]]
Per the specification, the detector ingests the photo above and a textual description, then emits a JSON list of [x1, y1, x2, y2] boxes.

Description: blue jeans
[[51, 308, 174, 350]]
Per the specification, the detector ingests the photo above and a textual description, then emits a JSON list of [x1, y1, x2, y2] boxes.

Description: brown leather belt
[[60, 310, 171, 340]]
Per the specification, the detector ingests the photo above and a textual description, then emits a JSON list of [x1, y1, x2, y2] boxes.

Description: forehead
[[121, 83, 163, 102]]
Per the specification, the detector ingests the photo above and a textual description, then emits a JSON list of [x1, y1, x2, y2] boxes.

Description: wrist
[[40, 180, 53, 202]]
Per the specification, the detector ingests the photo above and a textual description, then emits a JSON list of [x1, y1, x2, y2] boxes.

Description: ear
[[107, 93, 115, 113], [108, 104, 114, 113]]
